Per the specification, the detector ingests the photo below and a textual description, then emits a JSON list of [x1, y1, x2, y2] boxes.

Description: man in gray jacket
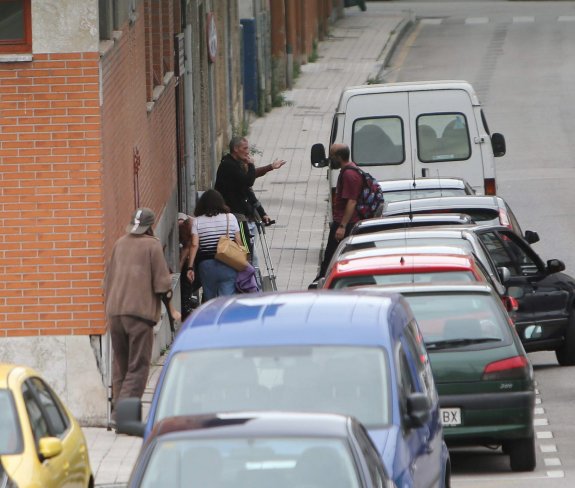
[[104, 208, 178, 414]]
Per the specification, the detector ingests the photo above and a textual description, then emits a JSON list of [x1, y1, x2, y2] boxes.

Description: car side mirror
[[405, 392, 431, 429], [547, 259, 565, 274], [116, 397, 145, 437], [524, 230, 540, 244], [38, 437, 63, 461], [491, 132, 506, 157], [497, 266, 510, 284], [311, 143, 329, 168]]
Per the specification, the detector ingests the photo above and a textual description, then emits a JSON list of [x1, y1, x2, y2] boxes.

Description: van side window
[[352, 117, 404, 166], [417, 113, 471, 162]]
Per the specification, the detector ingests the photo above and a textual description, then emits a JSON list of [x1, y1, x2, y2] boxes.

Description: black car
[[471, 224, 575, 365], [123, 411, 396, 488]]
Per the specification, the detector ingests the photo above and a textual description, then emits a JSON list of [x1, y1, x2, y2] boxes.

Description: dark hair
[[194, 189, 230, 217], [178, 218, 192, 245], [229, 136, 247, 154], [333, 145, 350, 161]]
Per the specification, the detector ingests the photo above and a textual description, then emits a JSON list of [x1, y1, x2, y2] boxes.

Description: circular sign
[[207, 12, 218, 63]]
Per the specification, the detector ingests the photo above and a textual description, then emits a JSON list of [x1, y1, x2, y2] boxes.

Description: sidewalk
[[83, 9, 411, 487]]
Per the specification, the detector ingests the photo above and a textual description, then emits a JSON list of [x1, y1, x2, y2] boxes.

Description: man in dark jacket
[[215, 136, 286, 259], [104, 208, 179, 417]]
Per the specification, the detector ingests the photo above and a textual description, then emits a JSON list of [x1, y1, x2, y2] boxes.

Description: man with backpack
[[314, 144, 364, 281]]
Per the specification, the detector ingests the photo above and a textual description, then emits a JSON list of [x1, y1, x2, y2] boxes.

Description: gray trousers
[[109, 315, 154, 409]]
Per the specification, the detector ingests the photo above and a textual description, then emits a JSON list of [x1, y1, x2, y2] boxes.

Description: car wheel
[[555, 311, 575, 366], [358, 0, 367, 11], [508, 436, 536, 472]]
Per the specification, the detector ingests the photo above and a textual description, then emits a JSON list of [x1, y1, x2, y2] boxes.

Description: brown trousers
[[109, 315, 154, 408]]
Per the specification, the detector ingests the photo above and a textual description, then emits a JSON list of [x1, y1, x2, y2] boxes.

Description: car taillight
[[503, 295, 519, 312], [482, 356, 530, 381], [498, 208, 512, 229], [484, 178, 496, 195]]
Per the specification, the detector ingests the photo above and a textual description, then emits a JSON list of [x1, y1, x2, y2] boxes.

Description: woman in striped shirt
[[188, 190, 243, 300]]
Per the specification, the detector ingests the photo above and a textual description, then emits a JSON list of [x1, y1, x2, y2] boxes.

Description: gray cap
[[126, 207, 155, 235]]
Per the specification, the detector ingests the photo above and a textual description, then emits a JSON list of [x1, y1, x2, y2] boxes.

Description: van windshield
[[155, 346, 391, 429]]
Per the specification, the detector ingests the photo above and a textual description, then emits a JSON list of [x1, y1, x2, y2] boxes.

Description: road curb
[[371, 10, 416, 82]]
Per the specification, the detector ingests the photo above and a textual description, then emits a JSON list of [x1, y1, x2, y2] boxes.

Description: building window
[[0, 0, 31, 54]]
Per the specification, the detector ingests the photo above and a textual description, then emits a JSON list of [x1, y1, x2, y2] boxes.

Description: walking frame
[[252, 210, 278, 292]]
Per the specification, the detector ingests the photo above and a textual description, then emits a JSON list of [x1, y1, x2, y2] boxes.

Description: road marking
[[513, 17, 535, 23], [544, 458, 561, 467], [536, 431, 553, 439], [546, 470, 565, 478], [540, 444, 557, 453], [534, 418, 549, 426], [558, 16, 575, 22], [420, 19, 443, 25], [465, 17, 489, 24], [534, 406, 545, 415], [535, 397, 542, 404]]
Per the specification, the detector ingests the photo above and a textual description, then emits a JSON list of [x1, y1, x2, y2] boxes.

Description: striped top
[[192, 213, 240, 261]]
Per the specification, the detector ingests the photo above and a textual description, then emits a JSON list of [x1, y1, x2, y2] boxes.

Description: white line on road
[[540, 444, 558, 453], [546, 470, 565, 478], [534, 406, 545, 415], [544, 458, 562, 467], [537, 431, 553, 439], [465, 17, 489, 24], [534, 418, 549, 426]]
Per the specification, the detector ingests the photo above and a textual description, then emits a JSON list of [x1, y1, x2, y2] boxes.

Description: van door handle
[[422, 168, 428, 177], [474, 136, 486, 144]]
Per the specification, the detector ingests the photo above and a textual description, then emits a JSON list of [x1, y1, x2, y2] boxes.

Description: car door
[[475, 229, 570, 346], [399, 322, 442, 488], [23, 378, 86, 488], [409, 89, 484, 192]]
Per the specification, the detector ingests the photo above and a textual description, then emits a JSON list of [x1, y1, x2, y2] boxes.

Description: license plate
[[441, 408, 461, 426]]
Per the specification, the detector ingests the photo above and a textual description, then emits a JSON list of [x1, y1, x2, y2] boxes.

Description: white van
[[311, 80, 506, 197]]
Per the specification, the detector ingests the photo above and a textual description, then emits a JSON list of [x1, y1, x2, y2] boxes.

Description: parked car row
[[112, 179, 575, 484]]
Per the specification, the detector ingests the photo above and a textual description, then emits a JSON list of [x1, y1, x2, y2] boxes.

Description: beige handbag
[[215, 214, 249, 271]]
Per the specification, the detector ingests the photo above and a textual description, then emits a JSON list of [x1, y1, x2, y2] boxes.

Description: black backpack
[[341, 166, 385, 219]]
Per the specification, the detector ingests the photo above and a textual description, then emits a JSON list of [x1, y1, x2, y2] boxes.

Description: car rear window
[[402, 293, 513, 351], [0, 389, 24, 455], [155, 346, 391, 429], [139, 437, 360, 488], [383, 188, 468, 203], [332, 271, 476, 289], [387, 207, 499, 224]]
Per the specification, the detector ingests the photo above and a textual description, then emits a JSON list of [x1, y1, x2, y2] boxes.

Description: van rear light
[[484, 178, 496, 195], [482, 356, 529, 381]]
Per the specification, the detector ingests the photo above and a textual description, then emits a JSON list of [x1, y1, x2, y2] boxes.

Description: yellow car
[[0, 364, 93, 488]]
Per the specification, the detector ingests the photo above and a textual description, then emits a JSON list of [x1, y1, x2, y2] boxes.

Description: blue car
[[117, 291, 451, 487]]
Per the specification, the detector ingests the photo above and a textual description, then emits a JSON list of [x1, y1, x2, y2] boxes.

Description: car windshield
[[139, 436, 361, 488], [0, 389, 24, 455], [402, 293, 512, 351], [332, 271, 476, 289], [155, 346, 390, 428], [383, 188, 468, 203]]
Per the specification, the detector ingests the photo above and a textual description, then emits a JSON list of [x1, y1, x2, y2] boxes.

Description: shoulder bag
[[215, 213, 249, 271]]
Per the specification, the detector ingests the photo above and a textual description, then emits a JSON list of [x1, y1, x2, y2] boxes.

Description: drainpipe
[[184, 23, 197, 210]]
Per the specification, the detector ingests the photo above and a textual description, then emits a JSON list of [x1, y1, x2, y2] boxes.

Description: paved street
[[83, 9, 409, 486]]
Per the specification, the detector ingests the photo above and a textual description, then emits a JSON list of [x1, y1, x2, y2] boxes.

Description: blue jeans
[[198, 259, 238, 301]]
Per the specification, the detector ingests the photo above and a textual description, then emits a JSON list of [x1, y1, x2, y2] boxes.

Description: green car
[[367, 282, 535, 472]]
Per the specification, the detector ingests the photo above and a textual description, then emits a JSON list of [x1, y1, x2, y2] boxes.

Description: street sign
[[207, 12, 218, 63]]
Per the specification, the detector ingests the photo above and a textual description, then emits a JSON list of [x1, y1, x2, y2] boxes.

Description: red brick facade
[[0, 52, 105, 337]]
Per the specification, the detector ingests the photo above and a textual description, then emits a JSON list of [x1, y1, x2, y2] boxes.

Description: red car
[[323, 252, 490, 290]]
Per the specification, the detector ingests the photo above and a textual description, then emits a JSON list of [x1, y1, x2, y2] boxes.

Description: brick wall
[[0, 52, 105, 337], [101, 1, 178, 260]]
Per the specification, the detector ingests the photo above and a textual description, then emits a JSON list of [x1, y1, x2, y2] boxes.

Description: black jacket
[[215, 153, 266, 220]]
